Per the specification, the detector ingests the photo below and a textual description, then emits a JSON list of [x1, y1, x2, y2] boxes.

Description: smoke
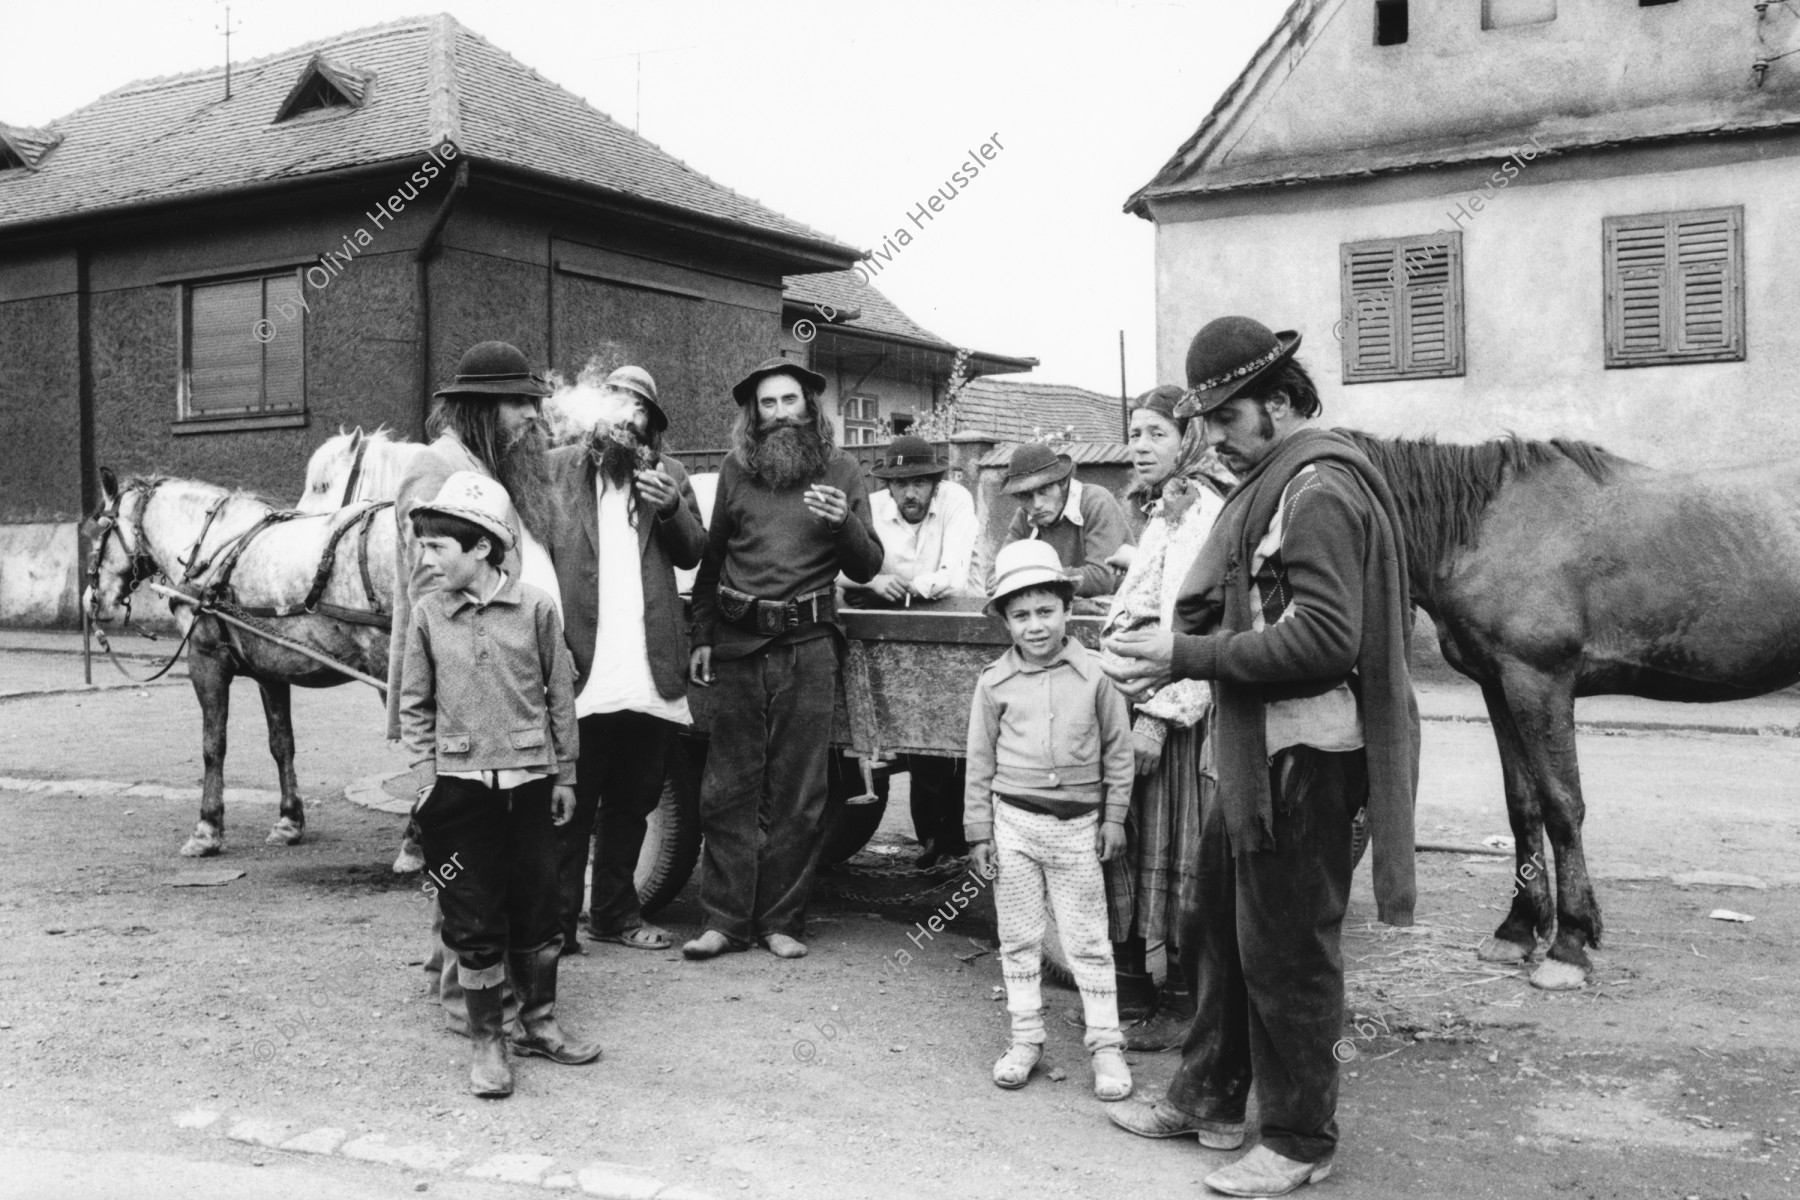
[[542, 356, 640, 446]]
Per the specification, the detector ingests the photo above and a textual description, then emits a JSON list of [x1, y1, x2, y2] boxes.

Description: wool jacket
[[400, 573, 579, 790], [539, 445, 707, 698], [962, 637, 1134, 844], [1001, 478, 1134, 597], [1171, 427, 1420, 926], [691, 447, 884, 659]]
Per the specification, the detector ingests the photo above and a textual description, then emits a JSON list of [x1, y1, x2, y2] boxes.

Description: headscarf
[[1125, 389, 1236, 522]]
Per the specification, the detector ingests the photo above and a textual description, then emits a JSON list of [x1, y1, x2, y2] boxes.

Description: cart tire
[[822, 754, 890, 866], [636, 736, 704, 917]]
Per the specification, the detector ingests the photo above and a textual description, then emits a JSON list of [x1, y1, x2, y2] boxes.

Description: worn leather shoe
[[763, 933, 809, 959], [508, 945, 602, 1066], [682, 930, 747, 960], [1123, 1007, 1193, 1053], [1203, 1146, 1333, 1196], [1107, 1099, 1245, 1149]]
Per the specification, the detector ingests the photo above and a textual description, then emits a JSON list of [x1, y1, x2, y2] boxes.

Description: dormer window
[[0, 143, 24, 171], [1375, 1, 1408, 46], [0, 122, 64, 171], [274, 54, 368, 123]]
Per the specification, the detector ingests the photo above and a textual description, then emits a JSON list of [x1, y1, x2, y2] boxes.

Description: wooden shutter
[[1604, 207, 1743, 367], [187, 279, 264, 414], [1341, 232, 1463, 383]]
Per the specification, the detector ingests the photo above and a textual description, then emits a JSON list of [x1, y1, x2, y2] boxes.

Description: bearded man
[[684, 358, 884, 962], [540, 366, 706, 956], [390, 340, 566, 1036]]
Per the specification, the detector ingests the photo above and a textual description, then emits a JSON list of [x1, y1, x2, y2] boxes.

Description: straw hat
[[986, 539, 1078, 615], [412, 471, 516, 550]]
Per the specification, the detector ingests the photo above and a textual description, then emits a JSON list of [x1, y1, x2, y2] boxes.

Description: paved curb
[[342, 770, 414, 816], [0, 775, 283, 807], [0, 678, 188, 703], [175, 1106, 723, 1198]]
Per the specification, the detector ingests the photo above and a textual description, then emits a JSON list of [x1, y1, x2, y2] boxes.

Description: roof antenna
[[217, 4, 240, 100]]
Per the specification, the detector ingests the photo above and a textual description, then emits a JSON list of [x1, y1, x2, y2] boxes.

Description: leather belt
[[718, 585, 837, 636]]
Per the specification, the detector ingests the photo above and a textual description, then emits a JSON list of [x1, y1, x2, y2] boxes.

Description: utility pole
[[1118, 329, 1129, 443]]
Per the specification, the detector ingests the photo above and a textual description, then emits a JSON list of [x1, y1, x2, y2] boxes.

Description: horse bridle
[[85, 480, 164, 626], [338, 434, 371, 508]]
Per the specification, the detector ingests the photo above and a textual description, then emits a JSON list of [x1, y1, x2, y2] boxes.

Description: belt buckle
[[783, 599, 801, 631]]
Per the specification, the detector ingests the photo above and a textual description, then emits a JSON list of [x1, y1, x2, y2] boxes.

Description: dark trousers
[[556, 710, 677, 944], [697, 636, 838, 942], [1167, 745, 1367, 1164], [415, 775, 562, 986], [905, 755, 967, 854]]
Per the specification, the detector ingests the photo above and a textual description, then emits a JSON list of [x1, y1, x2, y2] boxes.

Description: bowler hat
[[986, 539, 1078, 616], [412, 471, 516, 551], [1001, 442, 1074, 496], [1178, 317, 1300, 419], [604, 365, 668, 433], [872, 435, 947, 479], [434, 341, 552, 401], [731, 357, 828, 407]]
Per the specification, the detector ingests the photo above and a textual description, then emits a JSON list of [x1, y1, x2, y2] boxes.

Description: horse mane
[[1336, 430, 1623, 602]]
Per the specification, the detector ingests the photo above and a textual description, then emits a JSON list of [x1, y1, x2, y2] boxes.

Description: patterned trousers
[[993, 802, 1122, 1052]]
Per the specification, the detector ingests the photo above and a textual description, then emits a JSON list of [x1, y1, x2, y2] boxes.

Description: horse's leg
[[259, 678, 305, 846], [181, 647, 230, 857], [1498, 664, 1600, 990], [1475, 681, 1554, 964]]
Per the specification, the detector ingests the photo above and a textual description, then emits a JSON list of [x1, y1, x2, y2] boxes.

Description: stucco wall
[[1153, 149, 1800, 469], [0, 292, 81, 522]]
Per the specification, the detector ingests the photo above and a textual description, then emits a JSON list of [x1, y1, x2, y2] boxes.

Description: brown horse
[[85, 469, 394, 856], [1341, 431, 1800, 989]]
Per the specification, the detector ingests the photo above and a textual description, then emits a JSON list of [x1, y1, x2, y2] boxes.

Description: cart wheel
[[821, 754, 890, 866], [636, 736, 704, 917]]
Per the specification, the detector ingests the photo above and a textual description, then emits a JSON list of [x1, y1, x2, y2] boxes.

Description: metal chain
[[820, 858, 977, 907]]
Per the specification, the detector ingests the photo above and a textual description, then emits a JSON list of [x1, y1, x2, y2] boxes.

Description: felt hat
[[871, 435, 948, 479], [986, 539, 1078, 615], [1001, 442, 1074, 496], [731, 357, 828, 407], [412, 471, 516, 551], [433, 341, 552, 401], [603, 365, 668, 433], [1177, 317, 1301, 419]]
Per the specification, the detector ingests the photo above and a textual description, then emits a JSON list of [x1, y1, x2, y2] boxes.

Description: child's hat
[[987, 539, 1078, 615], [413, 471, 516, 550]]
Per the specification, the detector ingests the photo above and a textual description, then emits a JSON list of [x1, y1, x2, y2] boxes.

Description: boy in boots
[[965, 539, 1135, 1101], [400, 472, 600, 1097]]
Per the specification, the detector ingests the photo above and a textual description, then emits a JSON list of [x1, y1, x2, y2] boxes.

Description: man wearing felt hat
[[1100, 316, 1419, 1197], [684, 357, 884, 962], [999, 442, 1134, 599], [538, 364, 708, 956]]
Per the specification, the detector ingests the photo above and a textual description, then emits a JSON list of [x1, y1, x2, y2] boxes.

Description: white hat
[[987, 539, 1078, 615], [413, 471, 516, 551]]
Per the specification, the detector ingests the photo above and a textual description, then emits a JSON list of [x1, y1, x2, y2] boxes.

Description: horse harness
[[195, 500, 395, 630]]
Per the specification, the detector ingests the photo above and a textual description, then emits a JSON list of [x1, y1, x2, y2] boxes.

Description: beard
[[749, 420, 829, 490], [586, 421, 655, 490], [495, 418, 554, 542]]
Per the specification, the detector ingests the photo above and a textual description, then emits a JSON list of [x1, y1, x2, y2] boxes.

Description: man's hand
[[869, 574, 909, 604], [970, 840, 997, 879], [1100, 629, 1175, 701], [1133, 730, 1162, 776], [689, 646, 714, 687], [1097, 822, 1126, 863], [551, 784, 577, 826], [803, 484, 849, 530], [634, 467, 680, 516], [1105, 544, 1136, 576]]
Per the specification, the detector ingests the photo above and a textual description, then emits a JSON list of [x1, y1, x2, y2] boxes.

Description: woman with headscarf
[[1096, 384, 1234, 1049]]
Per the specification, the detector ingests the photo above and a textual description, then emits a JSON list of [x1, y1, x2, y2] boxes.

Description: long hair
[[729, 385, 832, 462], [427, 396, 511, 476]]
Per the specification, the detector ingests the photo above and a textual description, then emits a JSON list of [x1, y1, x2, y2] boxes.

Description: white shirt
[[849, 480, 980, 598], [574, 477, 692, 724]]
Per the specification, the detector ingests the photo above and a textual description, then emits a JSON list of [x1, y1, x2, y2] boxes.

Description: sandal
[[992, 1041, 1042, 1090], [591, 924, 673, 951], [1091, 1045, 1133, 1101]]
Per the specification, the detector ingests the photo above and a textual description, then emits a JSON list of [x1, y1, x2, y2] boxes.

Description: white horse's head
[[297, 428, 365, 513], [83, 467, 160, 622]]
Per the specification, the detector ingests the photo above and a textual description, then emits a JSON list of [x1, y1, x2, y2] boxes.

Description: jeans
[[556, 711, 678, 944], [1167, 744, 1367, 1164], [415, 775, 562, 989], [696, 636, 838, 942]]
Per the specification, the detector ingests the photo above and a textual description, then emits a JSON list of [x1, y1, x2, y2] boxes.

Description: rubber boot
[[509, 943, 603, 1065], [464, 983, 514, 1098]]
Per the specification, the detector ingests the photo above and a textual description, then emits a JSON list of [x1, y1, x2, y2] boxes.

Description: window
[[1375, 0, 1408, 45], [1482, 0, 1556, 30], [274, 54, 367, 123], [888, 412, 915, 437], [1339, 232, 1464, 383], [841, 394, 881, 445], [1603, 207, 1744, 368], [180, 272, 305, 423]]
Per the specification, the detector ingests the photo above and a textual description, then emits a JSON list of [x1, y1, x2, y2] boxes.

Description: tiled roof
[[0, 14, 857, 256], [951, 377, 1124, 444], [785, 269, 947, 347], [977, 441, 1132, 467]]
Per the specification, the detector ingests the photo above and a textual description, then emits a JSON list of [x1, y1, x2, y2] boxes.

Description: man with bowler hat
[[999, 442, 1133, 598], [684, 358, 884, 961], [540, 365, 707, 955], [842, 433, 980, 864], [1100, 317, 1419, 1196]]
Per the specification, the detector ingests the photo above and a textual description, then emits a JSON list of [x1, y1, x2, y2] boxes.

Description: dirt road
[[2, 645, 1797, 1198]]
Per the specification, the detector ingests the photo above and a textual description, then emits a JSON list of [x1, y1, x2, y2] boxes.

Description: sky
[[2, 0, 1292, 395]]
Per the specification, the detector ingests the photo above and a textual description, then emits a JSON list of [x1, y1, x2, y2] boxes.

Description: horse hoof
[[1530, 959, 1588, 991], [180, 835, 223, 858], [392, 844, 426, 874], [265, 818, 303, 846], [1477, 937, 1533, 964]]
